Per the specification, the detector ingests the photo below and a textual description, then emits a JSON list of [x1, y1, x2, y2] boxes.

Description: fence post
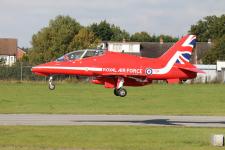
[[20, 62, 23, 82]]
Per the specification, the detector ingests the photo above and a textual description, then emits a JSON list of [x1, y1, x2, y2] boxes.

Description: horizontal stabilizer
[[179, 67, 205, 73]]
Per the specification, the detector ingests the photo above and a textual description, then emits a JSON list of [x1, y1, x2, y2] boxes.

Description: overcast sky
[[0, 0, 224, 47]]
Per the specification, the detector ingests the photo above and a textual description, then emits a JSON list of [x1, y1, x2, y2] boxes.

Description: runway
[[1, 114, 225, 127]]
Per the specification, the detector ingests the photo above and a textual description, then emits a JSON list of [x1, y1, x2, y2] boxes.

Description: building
[[107, 41, 141, 54], [194, 61, 225, 83], [103, 40, 212, 63], [194, 64, 217, 83], [16, 47, 26, 60], [0, 38, 17, 66]]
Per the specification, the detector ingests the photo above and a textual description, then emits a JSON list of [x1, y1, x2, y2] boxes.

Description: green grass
[[0, 126, 224, 150], [0, 82, 225, 115]]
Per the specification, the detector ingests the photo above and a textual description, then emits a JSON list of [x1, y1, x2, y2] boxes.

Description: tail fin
[[151, 35, 202, 75], [159, 35, 204, 74], [159, 35, 196, 64]]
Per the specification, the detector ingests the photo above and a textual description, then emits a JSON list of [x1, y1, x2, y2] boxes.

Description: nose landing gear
[[48, 76, 55, 90]]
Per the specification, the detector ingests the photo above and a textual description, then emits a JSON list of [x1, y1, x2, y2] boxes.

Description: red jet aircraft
[[32, 35, 204, 97]]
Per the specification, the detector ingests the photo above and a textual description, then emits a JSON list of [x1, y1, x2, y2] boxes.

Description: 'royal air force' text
[[102, 68, 143, 74]]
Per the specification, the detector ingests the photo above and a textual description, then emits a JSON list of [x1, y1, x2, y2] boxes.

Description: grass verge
[[0, 126, 224, 150], [0, 82, 225, 115]]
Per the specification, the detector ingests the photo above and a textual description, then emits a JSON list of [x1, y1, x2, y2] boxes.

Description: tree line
[[25, 15, 178, 65], [189, 15, 225, 64], [21, 14, 225, 65]]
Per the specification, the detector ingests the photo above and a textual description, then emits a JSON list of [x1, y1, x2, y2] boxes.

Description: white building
[[195, 65, 217, 83], [195, 61, 225, 83], [107, 42, 141, 53], [100, 41, 142, 55], [0, 55, 16, 66]]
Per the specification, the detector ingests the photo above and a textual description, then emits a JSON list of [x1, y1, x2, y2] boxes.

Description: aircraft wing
[[93, 73, 150, 87], [100, 72, 146, 77], [179, 67, 205, 73]]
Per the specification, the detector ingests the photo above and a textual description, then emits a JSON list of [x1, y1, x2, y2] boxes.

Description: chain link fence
[[0, 63, 43, 81], [0, 63, 83, 82]]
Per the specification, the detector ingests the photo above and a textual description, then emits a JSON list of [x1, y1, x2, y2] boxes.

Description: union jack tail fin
[[158, 35, 204, 74], [159, 35, 196, 64]]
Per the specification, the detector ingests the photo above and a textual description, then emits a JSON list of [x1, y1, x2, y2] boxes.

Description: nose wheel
[[48, 76, 55, 90]]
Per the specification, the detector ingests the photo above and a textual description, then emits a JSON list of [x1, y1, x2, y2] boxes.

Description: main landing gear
[[114, 88, 127, 97], [113, 77, 127, 97], [48, 76, 55, 90]]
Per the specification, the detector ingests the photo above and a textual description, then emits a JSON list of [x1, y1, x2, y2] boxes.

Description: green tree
[[149, 34, 178, 42], [189, 14, 225, 63], [202, 35, 225, 64], [68, 28, 100, 50], [189, 15, 225, 42], [130, 32, 152, 42], [29, 15, 81, 64], [158, 35, 178, 42], [89, 20, 130, 41], [89, 20, 113, 41], [110, 25, 130, 41]]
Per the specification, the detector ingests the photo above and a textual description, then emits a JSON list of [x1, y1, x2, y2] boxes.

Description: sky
[[0, 0, 224, 47]]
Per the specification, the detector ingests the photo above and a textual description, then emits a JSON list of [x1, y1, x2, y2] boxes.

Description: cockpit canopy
[[56, 49, 104, 62]]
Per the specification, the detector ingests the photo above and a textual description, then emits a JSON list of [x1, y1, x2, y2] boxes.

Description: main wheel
[[117, 88, 127, 97], [114, 88, 119, 96], [49, 83, 55, 90]]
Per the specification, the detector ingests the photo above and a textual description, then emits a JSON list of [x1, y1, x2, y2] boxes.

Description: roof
[[140, 42, 174, 58], [140, 42, 212, 60], [195, 42, 212, 59], [0, 38, 17, 55], [17, 47, 27, 54], [195, 64, 217, 70], [108, 41, 141, 44]]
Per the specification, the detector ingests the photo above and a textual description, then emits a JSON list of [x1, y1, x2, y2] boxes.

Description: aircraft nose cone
[[31, 65, 48, 76], [31, 66, 41, 74], [31, 66, 35, 72], [31, 65, 40, 73], [31, 66, 36, 73]]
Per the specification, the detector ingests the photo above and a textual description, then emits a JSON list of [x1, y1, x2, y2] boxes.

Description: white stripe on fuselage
[[33, 66, 102, 72]]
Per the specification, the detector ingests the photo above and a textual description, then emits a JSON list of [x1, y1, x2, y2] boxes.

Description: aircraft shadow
[[73, 119, 225, 126]]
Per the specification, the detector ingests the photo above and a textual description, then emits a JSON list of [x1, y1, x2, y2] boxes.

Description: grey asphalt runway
[[1, 114, 225, 127]]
